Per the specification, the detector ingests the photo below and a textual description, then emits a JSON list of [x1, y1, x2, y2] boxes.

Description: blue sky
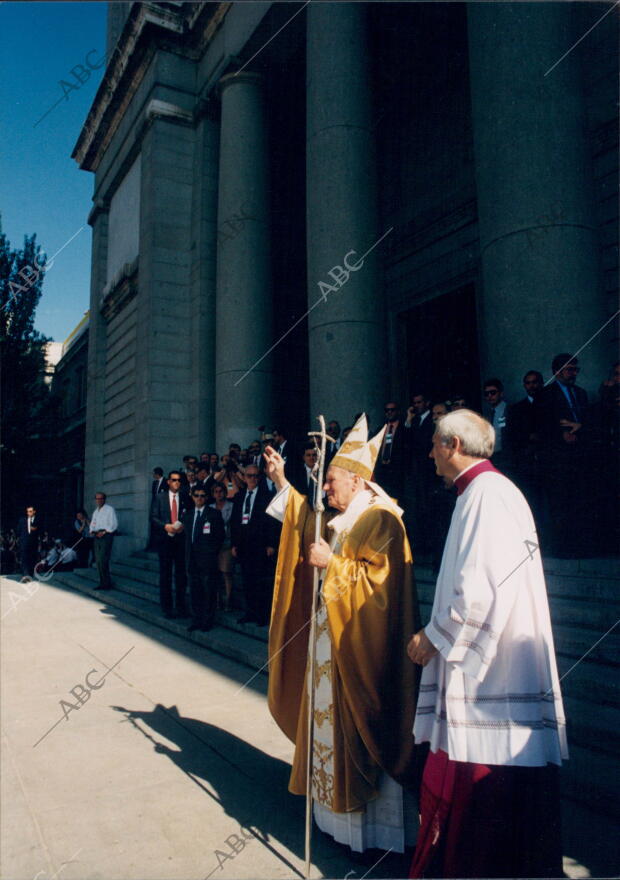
[[0, 2, 107, 341]]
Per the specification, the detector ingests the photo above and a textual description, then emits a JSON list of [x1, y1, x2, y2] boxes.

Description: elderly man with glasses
[[151, 471, 190, 618]]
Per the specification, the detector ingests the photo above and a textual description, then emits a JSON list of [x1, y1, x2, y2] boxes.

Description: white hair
[[434, 408, 495, 458]]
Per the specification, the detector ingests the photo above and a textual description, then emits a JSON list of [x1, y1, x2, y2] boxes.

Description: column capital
[[218, 70, 265, 96]]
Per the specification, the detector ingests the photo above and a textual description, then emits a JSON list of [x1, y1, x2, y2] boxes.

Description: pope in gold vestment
[[265, 420, 421, 834]]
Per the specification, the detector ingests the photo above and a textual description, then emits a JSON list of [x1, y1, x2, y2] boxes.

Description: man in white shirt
[[407, 409, 567, 879], [89, 492, 118, 590]]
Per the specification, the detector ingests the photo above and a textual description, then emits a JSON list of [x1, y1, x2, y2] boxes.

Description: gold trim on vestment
[[329, 455, 373, 481], [312, 741, 335, 805]]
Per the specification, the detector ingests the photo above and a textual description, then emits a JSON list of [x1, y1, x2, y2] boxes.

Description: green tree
[[1, 226, 58, 523]]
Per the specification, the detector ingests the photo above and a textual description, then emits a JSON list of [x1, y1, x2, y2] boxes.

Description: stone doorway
[[402, 282, 481, 411]]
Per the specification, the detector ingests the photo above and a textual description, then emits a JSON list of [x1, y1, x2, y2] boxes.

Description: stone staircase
[[52, 550, 620, 821], [52, 551, 269, 672]]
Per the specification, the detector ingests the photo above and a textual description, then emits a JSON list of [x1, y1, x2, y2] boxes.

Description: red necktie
[[171, 495, 178, 523]]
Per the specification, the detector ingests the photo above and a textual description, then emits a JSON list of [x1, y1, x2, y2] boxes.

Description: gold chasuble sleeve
[[268, 489, 421, 813], [268, 487, 331, 742]]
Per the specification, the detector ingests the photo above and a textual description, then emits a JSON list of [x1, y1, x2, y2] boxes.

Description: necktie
[[192, 509, 202, 543], [171, 494, 178, 523], [383, 424, 394, 464], [567, 385, 580, 421], [244, 490, 253, 516]]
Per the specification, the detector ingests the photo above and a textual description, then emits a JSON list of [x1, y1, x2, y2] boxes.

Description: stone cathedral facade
[[74, 2, 618, 555]]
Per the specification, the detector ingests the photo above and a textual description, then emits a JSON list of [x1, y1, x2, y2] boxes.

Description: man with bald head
[[407, 409, 567, 879]]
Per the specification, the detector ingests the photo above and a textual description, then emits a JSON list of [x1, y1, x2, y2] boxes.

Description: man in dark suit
[[231, 465, 278, 626], [146, 467, 166, 550], [182, 486, 225, 632], [17, 505, 41, 578], [151, 471, 189, 618], [505, 370, 544, 524], [272, 426, 300, 484], [291, 443, 320, 504], [374, 402, 411, 503], [534, 353, 591, 556], [325, 420, 341, 465], [404, 392, 435, 551]]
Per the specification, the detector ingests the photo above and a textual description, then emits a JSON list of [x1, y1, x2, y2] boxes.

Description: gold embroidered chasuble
[[268, 486, 421, 814]]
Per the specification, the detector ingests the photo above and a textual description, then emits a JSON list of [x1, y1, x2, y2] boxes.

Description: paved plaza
[[1, 575, 616, 879]]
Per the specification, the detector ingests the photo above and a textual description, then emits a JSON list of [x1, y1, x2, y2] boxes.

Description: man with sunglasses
[[373, 402, 410, 502], [151, 471, 189, 618], [182, 487, 225, 632], [482, 378, 508, 467]]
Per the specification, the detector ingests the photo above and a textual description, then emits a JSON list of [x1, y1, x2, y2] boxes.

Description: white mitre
[[329, 414, 403, 516]]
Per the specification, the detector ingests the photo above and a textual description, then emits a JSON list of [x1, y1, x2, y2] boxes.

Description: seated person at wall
[[43, 538, 78, 573]]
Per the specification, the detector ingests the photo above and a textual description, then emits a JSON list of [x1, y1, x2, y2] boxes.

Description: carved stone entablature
[[87, 198, 110, 228], [73, 2, 230, 173], [386, 199, 477, 262], [145, 98, 193, 125], [100, 257, 139, 320]]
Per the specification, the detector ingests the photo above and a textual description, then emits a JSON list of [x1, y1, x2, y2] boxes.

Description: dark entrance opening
[[402, 283, 481, 411]]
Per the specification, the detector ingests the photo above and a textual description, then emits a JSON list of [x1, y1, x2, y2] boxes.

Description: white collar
[[327, 489, 375, 536]]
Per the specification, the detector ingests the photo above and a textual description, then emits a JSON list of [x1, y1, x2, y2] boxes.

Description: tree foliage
[[1, 226, 59, 521]]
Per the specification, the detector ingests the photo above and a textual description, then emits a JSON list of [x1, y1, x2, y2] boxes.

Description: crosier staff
[[303, 415, 332, 879]]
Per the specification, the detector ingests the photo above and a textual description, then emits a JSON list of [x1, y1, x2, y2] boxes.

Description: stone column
[[215, 72, 274, 451], [468, 3, 607, 398], [190, 99, 220, 451], [306, 3, 386, 430], [83, 201, 108, 511]]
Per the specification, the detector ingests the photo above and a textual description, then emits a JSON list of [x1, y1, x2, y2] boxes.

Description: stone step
[[556, 654, 620, 708], [62, 568, 268, 645], [544, 557, 620, 579], [418, 591, 620, 634], [130, 550, 159, 562], [116, 555, 160, 574], [561, 742, 620, 821], [415, 557, 620, 584], [111, 560, 160, 587], [51, 572, 269, 672], [563, 695, 620, 758]]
